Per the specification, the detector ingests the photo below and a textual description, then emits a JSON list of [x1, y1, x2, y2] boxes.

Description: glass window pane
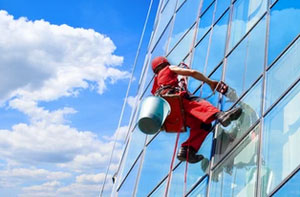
[[187, 133, 213, 191], [272, 169, 300, 197], [188, 31, 210, 92], [265, 36, 300, 111], [225, 16, 266, 97], [118, 157, 141, 196], [149, 178, 167, 196], [229, 0, 267, 51], [136, 132, 176, 196], [169, 163, 185, 196], [210, 126, 259, 197], [187, 177, 208, 196], [119, 128, 146, 186], [169, 0, 200, 49], [268, 0, 300, 65], [197, 2, 214, 41], [206, 10, 229, 75], [201, 0, 214, 14], [151, 0, 177, 50], [167, 25, 195, 65], [215, 80, 262, 163], [261, 81, 300, 196], [214, 0, 231, 23]]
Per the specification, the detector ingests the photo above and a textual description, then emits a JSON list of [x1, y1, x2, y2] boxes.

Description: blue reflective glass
[[169, 163, 185, 196], [201, 0, 214, 14], [136, 132, 176, 196], [265, 36, 300, 111], [214, 0, 231, 23], [215, 79, 262, 163], [187, 133, 213, 191], [151, 0, 177, 50], [206, 10, 229, 75], [268, 0, 300, 65], [210, 126, 259, 197], [167, 25, 195, 65], [197, 2, 214, 41], [262, 81, 300, 196], [225, 16, 266, 97], [229, 0, 267, 51], [118, 157, 141, 196], [273, 169, 300, 197], [119, 128, 146, 186], [149, 178, 167, 196], [188, 31, 210, 92], [169, 0, 200, 50], [187, 177, 208, 196]]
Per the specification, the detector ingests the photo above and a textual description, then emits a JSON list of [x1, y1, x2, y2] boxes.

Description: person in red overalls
[[151, 56, 242, 163]]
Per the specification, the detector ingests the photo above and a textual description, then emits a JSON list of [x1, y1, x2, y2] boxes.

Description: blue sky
[[0, 0, 158, 196]]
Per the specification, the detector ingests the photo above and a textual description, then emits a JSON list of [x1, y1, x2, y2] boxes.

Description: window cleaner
[[139, 56, 243, 163]]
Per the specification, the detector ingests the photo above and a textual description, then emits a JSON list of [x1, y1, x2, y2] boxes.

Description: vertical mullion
[[255, 0, 271, 196]]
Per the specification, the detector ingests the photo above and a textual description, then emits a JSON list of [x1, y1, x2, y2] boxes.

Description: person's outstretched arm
[[169, 65, 218, 91]]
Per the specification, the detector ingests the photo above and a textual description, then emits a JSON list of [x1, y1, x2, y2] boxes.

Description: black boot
[[215, 107, 242, 127], [177, 146, 204, 164]]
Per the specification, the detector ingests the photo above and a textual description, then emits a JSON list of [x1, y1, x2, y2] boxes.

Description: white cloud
[[127, 95, 138, 109], [0, 10, 130, 104], [76, 173, 105, 184]]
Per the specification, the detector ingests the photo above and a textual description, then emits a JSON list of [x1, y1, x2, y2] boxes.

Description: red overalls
[[151, 66, 219, 152]]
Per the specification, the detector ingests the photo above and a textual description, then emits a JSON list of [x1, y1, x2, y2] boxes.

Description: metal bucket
[[138, 96, 171, 135]]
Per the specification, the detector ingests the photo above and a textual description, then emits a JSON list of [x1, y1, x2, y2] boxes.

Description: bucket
[[138, 96, 171, 135]]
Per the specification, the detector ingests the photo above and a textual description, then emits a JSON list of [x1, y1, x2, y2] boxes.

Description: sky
[[0, 0, 158, 196]]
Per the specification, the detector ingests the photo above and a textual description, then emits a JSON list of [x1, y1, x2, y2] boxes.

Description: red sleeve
[[151, 76, 159, 95]]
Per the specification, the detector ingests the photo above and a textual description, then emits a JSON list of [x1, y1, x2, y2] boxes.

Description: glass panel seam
[[263, 77, 300, 118], [212, 6, 230, 27], [150, 17, 174, 54], [268, 164, 300, 197], [226, 12, 267, 58], [166, 22, 197, 57], [133, 147, 146, 197], [270, 0, 279, 9], [211, 120, 261, 171], [267, 34, 300, 70], [256, 1, 270, 195], [117, 149, 144, 191], [184, 175, 209, 196]]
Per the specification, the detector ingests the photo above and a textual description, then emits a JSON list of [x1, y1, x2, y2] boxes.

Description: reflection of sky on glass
[[262, 81, 300, 195], [151, 0, 176, 50], [188, 177, 208, 196], [273, 170, 300, 197], [169, 0, 200, 50], [149, 177, 167, 196], [229, 0, 267, 51], [226, 16, 266, 97], [136, 132, 176, 196], [266, 36, 300, 111], [206, 10, 229, 75], [169, 163, 185, 196], [214, 0, 231, 23], [168, 25, 195, 65], [118, 157, 141, 197], [189, 32, 210, 92], [268, 0, 300, 65], [210, 128, 258, 197], [197, 2, 214, 41], [201, 0, 214, 14], [119, 128, 145, 185]]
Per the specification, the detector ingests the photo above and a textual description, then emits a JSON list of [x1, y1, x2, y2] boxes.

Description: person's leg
[[177, 114, 211, 163]]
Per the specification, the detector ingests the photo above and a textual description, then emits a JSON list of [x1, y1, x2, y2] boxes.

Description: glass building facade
[[108, 0, 300, 196]]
